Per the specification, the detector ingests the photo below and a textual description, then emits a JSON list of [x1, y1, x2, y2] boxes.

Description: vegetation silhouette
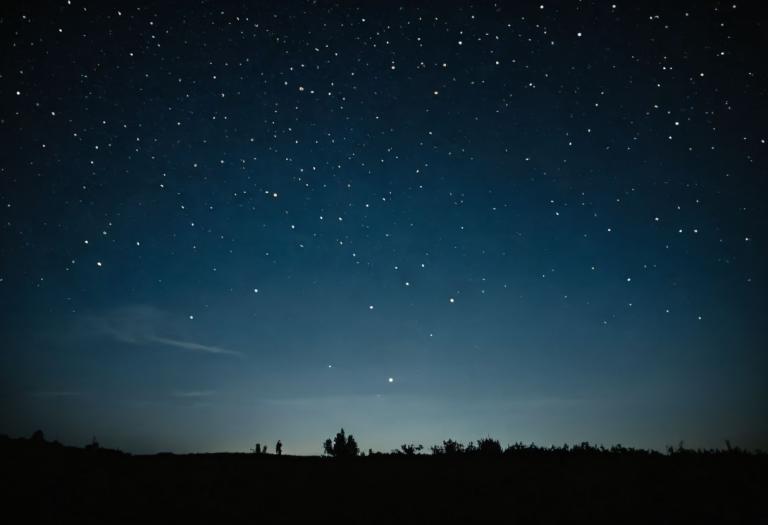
[[430, 438, 464, 455], [84, 435, 100, 451], [477, 437, 503, 455], [1, 430, 765, 523], [393, 443, 424, 455], [323, 428, 359, 457]]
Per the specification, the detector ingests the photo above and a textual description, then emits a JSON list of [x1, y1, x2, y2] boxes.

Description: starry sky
[[1, 1, 766, 455]]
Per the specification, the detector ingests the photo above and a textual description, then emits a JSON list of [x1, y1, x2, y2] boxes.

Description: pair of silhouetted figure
[[254, 441, 282, 455]]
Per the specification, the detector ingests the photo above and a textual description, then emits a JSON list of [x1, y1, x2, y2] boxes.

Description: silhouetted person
[[276, 440, 282, 455], [255, 443, 261, 454], [263, 445, 268, 454]]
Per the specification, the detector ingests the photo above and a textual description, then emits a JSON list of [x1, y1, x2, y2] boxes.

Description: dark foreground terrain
[[2, 435, 766, 524]]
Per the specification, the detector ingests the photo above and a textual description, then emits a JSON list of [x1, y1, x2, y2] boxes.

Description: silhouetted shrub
[[504, 442, 527, 454], [431, 439, 465, 455], [476, 437, 502, 455], [323, 428, 359, 457], [394, 443, 424, 455]]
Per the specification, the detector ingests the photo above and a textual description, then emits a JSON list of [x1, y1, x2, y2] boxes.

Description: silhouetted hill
[[1, 434, 765, 523]]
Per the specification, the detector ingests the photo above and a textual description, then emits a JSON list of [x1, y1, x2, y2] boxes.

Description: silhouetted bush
[[476, 437, 502, 455], [323, 428, 359, 457], [394, 443, 424, 455], [431, 439, 465, 455]]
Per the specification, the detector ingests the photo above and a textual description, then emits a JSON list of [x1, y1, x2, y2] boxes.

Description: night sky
[[1, 1, 766, 455]]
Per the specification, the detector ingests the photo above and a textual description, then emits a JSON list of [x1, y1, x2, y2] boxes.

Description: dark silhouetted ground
[[1, 435, 765, 523]]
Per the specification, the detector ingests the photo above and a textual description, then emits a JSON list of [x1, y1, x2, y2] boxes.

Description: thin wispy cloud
[[172, 390, 216, 398], [79, 305, 243, 358], [150, 336, 242, 356]]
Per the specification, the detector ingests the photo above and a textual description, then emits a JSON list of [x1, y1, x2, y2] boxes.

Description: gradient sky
[[1, 1, 766, 455]]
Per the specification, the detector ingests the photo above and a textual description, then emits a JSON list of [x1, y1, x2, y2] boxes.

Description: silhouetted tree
[[477, 437, 502, 455], [395, 443, 424, 455], [276, 440, 282, 455], [323, 428, 359, 457], [253, 443, 261, 454], [431, 439, 465, 455], [31, 430, 45, 442], [444, 439, 464, 455]]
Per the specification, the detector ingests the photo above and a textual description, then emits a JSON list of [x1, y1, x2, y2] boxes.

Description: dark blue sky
[[1, 1, 766, 454]]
